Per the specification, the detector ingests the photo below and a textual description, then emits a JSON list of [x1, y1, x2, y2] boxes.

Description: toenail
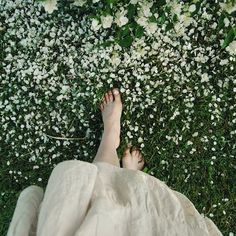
[[113, 89, 119, 95]]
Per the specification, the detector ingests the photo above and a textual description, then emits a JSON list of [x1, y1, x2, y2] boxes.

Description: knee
[[18, 185, 44, 202]]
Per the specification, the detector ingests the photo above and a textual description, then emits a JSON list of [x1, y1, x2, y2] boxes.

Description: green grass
[[1, 0, 236, 235]]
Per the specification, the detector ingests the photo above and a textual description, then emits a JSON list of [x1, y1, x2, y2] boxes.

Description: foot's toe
[[100, 103, 104, 111], [100, 96, 105, 109], [102, 97, 106, 106], [132, 148, 145, 169], [138, 159, 145, 169], [108, 90, 114, 102], [112, 88, 121, 103], [123, 146, 131, 156], [105, 92, 110, 104], [131, 148, 140, 157], [138, 153, 143, 162]]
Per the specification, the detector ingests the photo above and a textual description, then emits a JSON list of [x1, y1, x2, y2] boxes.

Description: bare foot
[[121, 146, 145, 171], [100, 88, 123, 149]]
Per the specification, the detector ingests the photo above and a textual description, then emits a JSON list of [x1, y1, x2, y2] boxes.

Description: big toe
[[112, 88, 121, 103]]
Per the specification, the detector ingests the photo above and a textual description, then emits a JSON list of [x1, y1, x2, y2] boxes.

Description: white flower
[[138, 137, 143, 143], [219, 2, 236, 14], [110, 53, 121, 66], [201, 73, 209, 83], [56, 94, 64, 101], [115, 8, 129, 27], [189, 4, 196, 13], [91, 18, 101, 31], [187, 140, 193, 145], [61, 85, 70, 94], [140, 2, 153, 17], [145, 22, 157, 34], [174, 22, 185, 36], [136, 16, 148, 27], [226, 40, 236, 55], [211, 22, 217, 29], [41, 0, 58, 14], [130, 0, 138, 4], [73, 0, 86, 7], [219, 59, 228, 65], [223, 17, 230, 27], [179, 14, 193, 27], [85, 128, 91, 138], [101, 15, 113, 29], [139, 1, 153, 17]]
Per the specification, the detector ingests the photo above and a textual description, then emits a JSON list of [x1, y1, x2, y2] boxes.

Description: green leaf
[[103, 4, 112, 15], [135, 25, 145, 38], [120, 25, 130, 37], [106, 0, 117, 4], [157, 13, 166, 25], [173, 14, 178, 23], [101, 40, 114, 48], [118, 34, 133, 48], [127, 4, 137, 20], [217, 13, 226, 30], [152, 0, 166, 7], [221, 27, 236, 48], [165, 22, 174, 32], [231, 11, 236, 17], [148, 15, 157, 23]]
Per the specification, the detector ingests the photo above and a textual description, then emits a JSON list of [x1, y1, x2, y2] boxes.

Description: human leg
[[92, 88, 122, 167]]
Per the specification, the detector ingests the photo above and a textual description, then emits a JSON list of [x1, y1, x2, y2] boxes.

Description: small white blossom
[[201, 73, 209, 83], [110, 53, 121, 66], [73, 0, 86, 7], [219, 2, 236, 14], [226, 40, 236, 56], [187, 140, 193, 145], [136, 16, 148, 27], [115, 8, 129, 27], [130, 0, 138, 4], [223, 17, 230, 27], [219, 59, 229, 65], [189, 4, 196, 13], [41, 0, 58, 14], [101, 15, 113, 29], [138, 137, 143, 143], [145, 22, 157, 34], [91, 18, 101, 31]]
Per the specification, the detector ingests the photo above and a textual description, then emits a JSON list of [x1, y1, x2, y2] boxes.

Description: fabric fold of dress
[[7, 160, 223, 236]]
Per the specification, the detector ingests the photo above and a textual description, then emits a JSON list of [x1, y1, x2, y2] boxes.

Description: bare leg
[[92, 88, 123, 167]]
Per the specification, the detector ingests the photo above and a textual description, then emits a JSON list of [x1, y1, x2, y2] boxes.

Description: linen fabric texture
[[7, 160, 222, 236]]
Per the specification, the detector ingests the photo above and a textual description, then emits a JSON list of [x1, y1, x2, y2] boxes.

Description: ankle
[[103, 121, 120, 131]]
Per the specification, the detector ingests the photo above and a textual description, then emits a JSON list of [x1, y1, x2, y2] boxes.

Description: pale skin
[[92, 88, 145, 171]]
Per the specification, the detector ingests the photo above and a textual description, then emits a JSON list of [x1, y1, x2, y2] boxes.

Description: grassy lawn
[[0, 0, 236, 235]]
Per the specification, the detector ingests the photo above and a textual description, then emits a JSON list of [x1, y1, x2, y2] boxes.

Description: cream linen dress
[[7, 160, 223, 236]]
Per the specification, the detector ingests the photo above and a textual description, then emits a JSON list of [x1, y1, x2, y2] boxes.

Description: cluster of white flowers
[[1, 0, 236, 233]]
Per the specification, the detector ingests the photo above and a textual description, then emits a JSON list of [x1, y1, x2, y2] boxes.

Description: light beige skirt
[[7, 160, 222, 236]]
